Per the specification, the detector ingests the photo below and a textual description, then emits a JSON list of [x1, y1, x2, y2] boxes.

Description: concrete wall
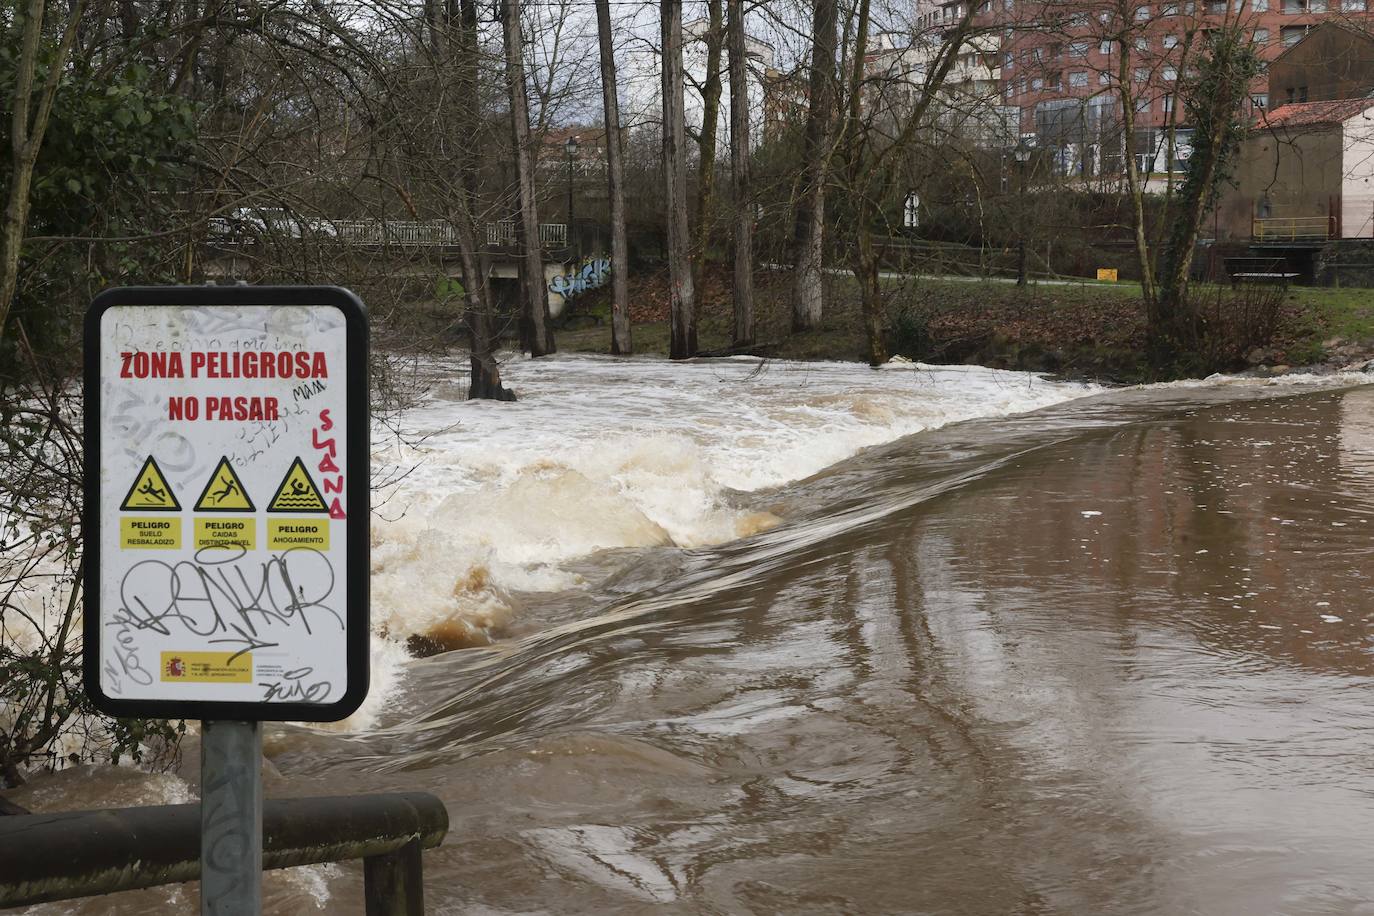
[[1342, 116, 1374, 238], [1269, 24, 1374, 105], [1216, 128, 1342, 240], [1316, 238, 1374, 286]]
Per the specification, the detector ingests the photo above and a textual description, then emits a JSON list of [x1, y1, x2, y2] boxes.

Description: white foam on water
[[368, 354, 1102, 654]]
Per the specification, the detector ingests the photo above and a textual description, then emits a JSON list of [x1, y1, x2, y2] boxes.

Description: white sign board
[[84, 287, 368, 721]]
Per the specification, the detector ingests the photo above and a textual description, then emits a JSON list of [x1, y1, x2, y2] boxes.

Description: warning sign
[[120, 456, 181, 511], [267, 457, 329, 513], [85, 286, 368, 722], [194, 457, 255, 512]]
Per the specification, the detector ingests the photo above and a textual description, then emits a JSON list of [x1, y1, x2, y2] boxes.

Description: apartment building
[[989, 0, 1366, 173]]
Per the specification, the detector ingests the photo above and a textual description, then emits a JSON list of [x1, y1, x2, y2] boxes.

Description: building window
[[1207, 0, 1227, 11], [1311, 0, 1327, 10], [1162, 0, 1179, 11], [1135, 4, 1151, 18], [1343, 0, 1365, 9], [1163, 66, 1178, 80], [1253, 0, 1268, 10], [1136, 36, 1151, 51], [1134, 67, 1150, 81], [1070, 70, 1089, 87], [1252, 93, 1268, 109], [1032, 77, 1044, 90], [1253, 28, 1269, 43], [1281, 0, 1304, 12], [1163, 34, 1180, 48], [1070, 12, 1090, 26], [1099, 71, 1111, 85], [1070, 41, 1089, 56], [1281, 24, 1309, 44], [1162, 94, 1175, 115], [1100, 39, 1113, 53], [1047, 71, 1062, 90]]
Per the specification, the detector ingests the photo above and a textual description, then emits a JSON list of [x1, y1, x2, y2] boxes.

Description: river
[[10, 357, 1374, 914]]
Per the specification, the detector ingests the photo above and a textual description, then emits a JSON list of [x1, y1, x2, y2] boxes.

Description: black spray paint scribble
[[258, 666, 332, 702], [108, 547, 342, 700]]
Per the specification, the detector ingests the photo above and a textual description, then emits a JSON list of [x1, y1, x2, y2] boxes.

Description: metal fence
[[485, 220, 568, 247], [0, 792, 448, 914], [1252, 216, 1332, 241]]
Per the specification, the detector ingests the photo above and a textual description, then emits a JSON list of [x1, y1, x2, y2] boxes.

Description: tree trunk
[[595, 0, 632, 355], [501, 0, 555, 357], [662, 0, 697, 359], [693, 0, 724, 295], [856, 229, 887, 366], [790, 0, 836, 332], [841, 0, 884, 365], [0, 0, 85, 345], [458, 0, 514, 399], [727, 0, 753, 347], [1116, 39, 1156, 311]]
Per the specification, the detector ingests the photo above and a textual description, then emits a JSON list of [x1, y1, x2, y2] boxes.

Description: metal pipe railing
[[0, 791, 448, 914], [1252, 216, 1332, 241]]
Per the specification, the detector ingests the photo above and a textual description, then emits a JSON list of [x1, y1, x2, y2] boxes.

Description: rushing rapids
[[11, 356, 1374, 914]]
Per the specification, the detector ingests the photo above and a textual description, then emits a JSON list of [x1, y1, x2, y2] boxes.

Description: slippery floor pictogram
[[119, 456, 181, 511], [266, 457, 330, 512], [193, 457, 256, 512]]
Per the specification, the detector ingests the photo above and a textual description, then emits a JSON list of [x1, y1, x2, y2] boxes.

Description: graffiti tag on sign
[[550, 257, 611, 299]]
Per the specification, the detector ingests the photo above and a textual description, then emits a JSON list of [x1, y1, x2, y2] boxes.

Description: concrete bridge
[[204, 217, 607, 317]]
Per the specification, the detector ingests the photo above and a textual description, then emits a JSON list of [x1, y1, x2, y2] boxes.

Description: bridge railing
[[207, 216, 569, 251], [330, 219, 461, 247], [485, 220, 568, 248], [0, 791, 448, 914]]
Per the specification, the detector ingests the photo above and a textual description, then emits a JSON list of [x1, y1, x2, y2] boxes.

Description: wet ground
[[14, 378, 1374, 914]]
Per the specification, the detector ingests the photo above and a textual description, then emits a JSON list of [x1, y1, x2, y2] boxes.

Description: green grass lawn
[[555, 270, 1374, 376]]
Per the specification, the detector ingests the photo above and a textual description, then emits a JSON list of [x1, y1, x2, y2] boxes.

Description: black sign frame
[[83, 286, 370, 722]]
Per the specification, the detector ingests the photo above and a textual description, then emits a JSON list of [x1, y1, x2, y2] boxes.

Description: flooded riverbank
[[10, 358, 1374, 914]]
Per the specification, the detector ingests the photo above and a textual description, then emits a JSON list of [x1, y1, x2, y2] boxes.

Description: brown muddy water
[[13, 380, 1374, 914]]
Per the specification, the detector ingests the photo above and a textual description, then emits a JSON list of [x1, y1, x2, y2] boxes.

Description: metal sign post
[[200, 721, 262, 915], [83, 286, 369, 914]]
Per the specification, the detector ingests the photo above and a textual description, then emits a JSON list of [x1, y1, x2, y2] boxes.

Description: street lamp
[[565, 135, 579, 236], [1014, 137, 1032, 288]]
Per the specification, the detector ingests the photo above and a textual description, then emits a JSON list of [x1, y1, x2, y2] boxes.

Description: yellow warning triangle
[[193, 457, 255, 512], [266, 457, 329, 513], [120, 456, 181, 511]]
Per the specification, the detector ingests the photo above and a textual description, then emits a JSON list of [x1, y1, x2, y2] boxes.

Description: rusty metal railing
[[1252, 216, 1332, 241]]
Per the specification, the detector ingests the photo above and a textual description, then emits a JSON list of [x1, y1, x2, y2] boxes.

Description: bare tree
[[502, 0, 556, 356], [0, 0, 85, 343], [595, 0, 632, 354], [693, 0, 725, 292], [454, 0, 515, 399], [791, 0, 837, 332], [662, 0, 697, 359], [728, 0, 754, 347]]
